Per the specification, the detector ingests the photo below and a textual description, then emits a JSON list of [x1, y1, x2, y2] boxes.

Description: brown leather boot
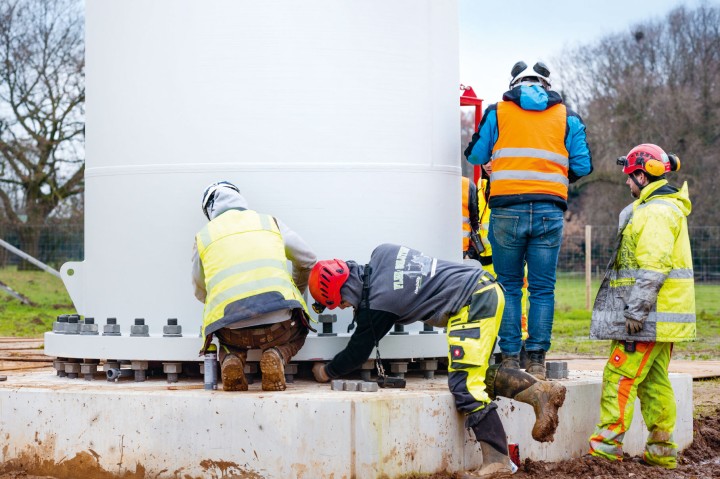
[[221, 354, 248, 391], [513, 381, 566, 442], [460, 441, 513, 479], [500, 353, 520, 369], [260, 347, 286, 391], [525, 349, 546, 380]]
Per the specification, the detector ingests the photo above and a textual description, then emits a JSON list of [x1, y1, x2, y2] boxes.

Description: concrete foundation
[[0, 371, 692, 478]]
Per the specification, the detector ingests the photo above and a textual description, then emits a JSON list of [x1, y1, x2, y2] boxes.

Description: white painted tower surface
[[46, 0, 461, 361]]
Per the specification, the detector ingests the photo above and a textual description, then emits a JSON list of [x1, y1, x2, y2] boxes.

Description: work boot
[[460, 441, 513, 479], [499, 353, 520, 370], [526, 350, 546, 380], [221, 354, 248, 391], [513, 381, 566, 442], [260, 347, 286, 391]]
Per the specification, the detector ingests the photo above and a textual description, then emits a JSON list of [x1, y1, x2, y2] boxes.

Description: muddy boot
[[513, 381, 566, 442], [492, 367, 566, 442], [220, 353, 248, 392], [460, 441, 513, 479], [464, 407, 513, 479], [499, 353, 520, 370], [260, 347, 286, 391], [526, 349, 546, 380]]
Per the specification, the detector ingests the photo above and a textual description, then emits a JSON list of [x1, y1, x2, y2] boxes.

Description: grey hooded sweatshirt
[[325, 243, 482, 378], [191, 188, 317, 327]]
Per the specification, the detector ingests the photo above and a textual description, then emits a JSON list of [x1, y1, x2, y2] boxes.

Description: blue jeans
[[489, 201, 564, 355]]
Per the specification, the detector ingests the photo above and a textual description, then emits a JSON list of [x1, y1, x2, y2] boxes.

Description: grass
[[551, 273, 720, 359], [0, 267, 718, 360], [0, 266, 75, 337]]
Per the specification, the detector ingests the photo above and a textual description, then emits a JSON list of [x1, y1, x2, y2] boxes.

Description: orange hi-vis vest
[[490, 102, 569, 200], [461, 176, 471, 251]]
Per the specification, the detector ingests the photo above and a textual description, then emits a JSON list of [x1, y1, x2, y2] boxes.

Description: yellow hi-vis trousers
[[447, 278, 504, 417], [589, 341, 678, 469]]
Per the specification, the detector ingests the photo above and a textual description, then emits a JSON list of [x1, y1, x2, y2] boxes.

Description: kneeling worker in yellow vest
[[588, 144, 695, 469], [192, 181, 317, 391]]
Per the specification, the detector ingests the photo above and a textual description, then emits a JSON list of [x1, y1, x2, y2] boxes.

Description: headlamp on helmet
[[617, 144, 680, 177]]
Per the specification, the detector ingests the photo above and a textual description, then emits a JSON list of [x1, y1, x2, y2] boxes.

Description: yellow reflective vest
[[196, 209, 309, 338], [477, 178, 493, 265], [491, 102, 569, 201], [461, 176, 472, 251], [591, 180, 695, 342]]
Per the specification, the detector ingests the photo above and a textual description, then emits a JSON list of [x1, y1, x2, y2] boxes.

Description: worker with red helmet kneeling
[[309, 244, 566, 478], [588, 144, 695, 469]]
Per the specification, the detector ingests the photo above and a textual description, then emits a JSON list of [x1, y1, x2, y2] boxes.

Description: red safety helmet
[[618, 143, 681, 176], [309, 259, 350, 310]]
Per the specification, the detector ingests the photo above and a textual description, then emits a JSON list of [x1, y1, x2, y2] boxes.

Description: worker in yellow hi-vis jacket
[[588, 144, 695, 469]]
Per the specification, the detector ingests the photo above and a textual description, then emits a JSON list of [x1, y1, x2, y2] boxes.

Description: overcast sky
[[459, 0, 716, 105]]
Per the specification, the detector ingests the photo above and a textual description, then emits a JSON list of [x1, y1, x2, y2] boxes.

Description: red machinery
[[460, 85, 483, 184]]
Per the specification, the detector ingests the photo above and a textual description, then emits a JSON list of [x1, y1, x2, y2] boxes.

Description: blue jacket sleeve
[[565, 109, 593, 182], [464, 104, 498, 166]]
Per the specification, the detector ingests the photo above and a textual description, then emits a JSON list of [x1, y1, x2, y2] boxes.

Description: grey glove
[[312, 362, 330, 383], [625, 317, 644, 335]]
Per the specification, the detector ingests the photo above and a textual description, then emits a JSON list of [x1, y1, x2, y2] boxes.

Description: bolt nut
[[163, 319, 182, 337], [80, 318, 99, 335], [80, 363, 98, 375], [131, 361, 149, 370], [163, 362, 182, 374], [343, 380, 362, 391], [360, 381, 379, 392], [130, 320, 149, 337], [64, 317, 80, 334], [389, 362, 408, 374]]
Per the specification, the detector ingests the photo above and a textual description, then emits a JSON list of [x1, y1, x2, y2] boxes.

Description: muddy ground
[[1, 380, 719, 479]]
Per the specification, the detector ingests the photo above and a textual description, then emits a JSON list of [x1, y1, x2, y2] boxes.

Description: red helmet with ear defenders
[[617, 143, 681, 176]]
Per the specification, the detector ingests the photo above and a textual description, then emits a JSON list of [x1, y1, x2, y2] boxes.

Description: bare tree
[[556, 2, 720, 228], [0, 0, 84, 266]]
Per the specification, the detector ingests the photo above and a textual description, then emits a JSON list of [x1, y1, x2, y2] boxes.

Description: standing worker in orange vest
[[464, 61, 593, 379]]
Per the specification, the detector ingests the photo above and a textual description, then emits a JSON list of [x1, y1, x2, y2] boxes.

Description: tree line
[[557, 2, 719, 229], [1, 1, 718, 273]]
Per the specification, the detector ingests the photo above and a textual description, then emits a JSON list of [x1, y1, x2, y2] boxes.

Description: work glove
[[625, 317, 644, 335], [312, 362, 330, 383]]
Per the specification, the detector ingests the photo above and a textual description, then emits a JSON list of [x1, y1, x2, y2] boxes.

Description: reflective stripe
[[259, 214, 273, 231], [615, 268, 693, 280], [492, 147, 569, 167], [205, 277, 295, 318], [197, 227, 212, 250], [647, 312, 696, 323], [206, 258, 290, 292], [491, 170, 569, 186], [637, 199, 682, 215]]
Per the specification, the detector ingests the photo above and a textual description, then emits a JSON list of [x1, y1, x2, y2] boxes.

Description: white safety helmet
[[201, 181, 240, 219], [509, 61, 551, 89]]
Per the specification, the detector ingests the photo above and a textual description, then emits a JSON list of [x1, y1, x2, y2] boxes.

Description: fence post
[[585, 225, 592, 311]]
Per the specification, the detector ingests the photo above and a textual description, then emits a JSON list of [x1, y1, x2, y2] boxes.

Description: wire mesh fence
[[0, 222, 84, 270], [559, 225, 720, 283], [1, 222, 719, 282]]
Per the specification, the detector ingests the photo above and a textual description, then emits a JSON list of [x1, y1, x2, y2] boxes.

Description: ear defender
[[644, 159, 666, 177], [668, 153, 681, 172]]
